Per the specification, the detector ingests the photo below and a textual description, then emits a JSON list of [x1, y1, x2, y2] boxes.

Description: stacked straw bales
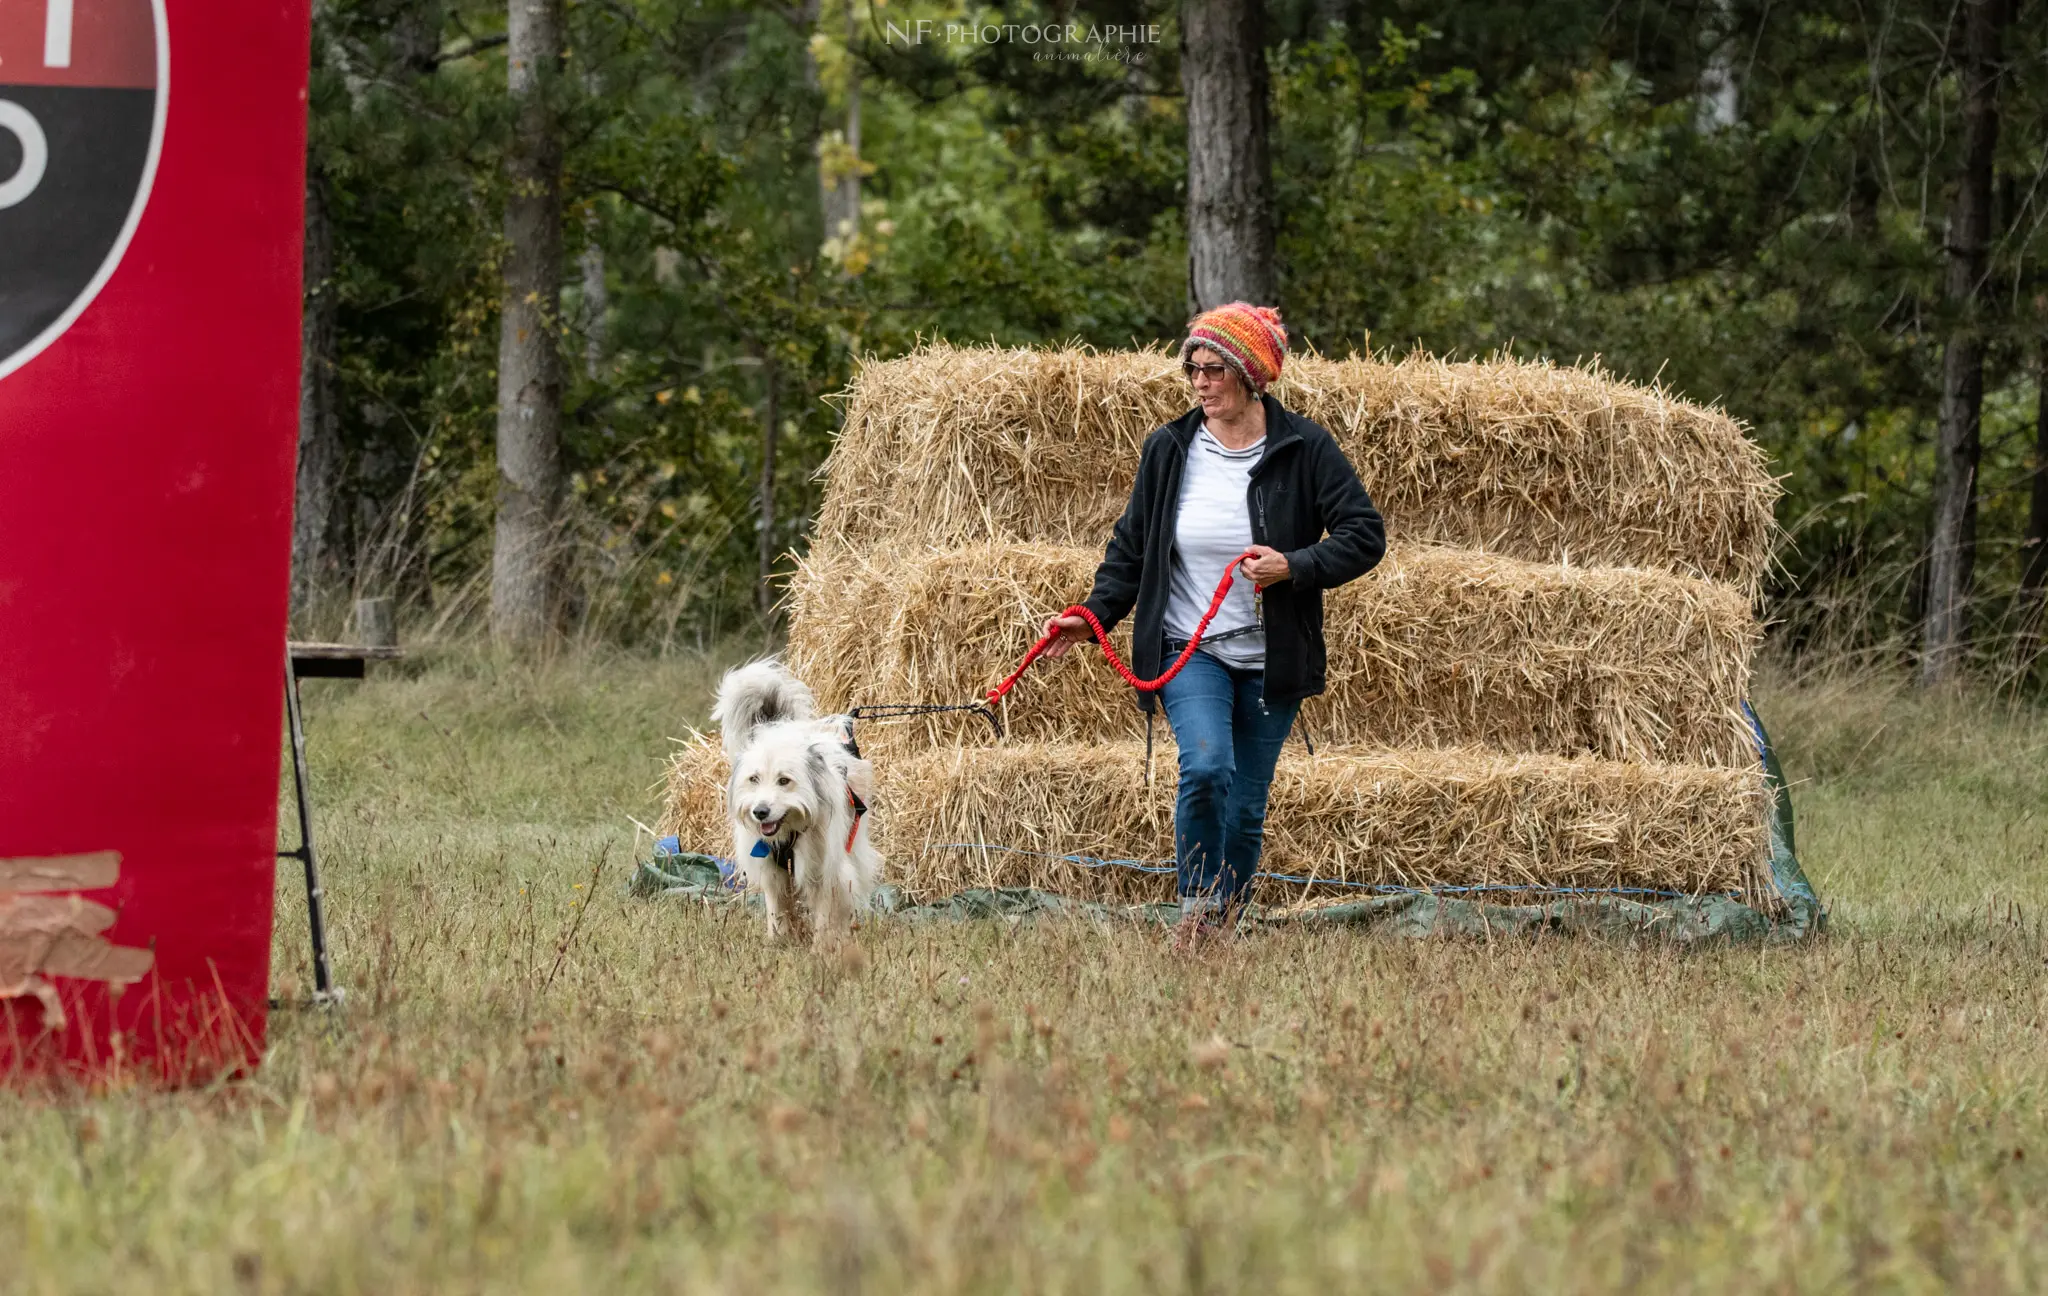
[[662, 738, 1765, 903], [782, 541, 1761, 766], [814, 346, 1777, 590], [663, 343, 1784, 905]]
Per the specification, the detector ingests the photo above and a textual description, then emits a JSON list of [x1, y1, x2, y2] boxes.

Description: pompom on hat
[[1179, 301, 1288, 393]]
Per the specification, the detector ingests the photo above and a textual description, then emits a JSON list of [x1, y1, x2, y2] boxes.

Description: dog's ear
[[844, 756, 875, 802], [804, 743, 832, 798]]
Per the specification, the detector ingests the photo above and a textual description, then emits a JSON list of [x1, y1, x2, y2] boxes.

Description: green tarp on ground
[[633, 703, 1824, 946]]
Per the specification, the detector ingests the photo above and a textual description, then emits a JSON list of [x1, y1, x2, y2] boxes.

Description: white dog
[[712, 658, 881, 951]]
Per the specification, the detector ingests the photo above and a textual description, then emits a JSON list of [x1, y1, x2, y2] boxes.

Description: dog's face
[[728, 724, 833, 845]]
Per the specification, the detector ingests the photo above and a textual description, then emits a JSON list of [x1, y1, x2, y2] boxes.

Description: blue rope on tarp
[[921, 841, 1743, 901], [647, 835, 1741, 902]]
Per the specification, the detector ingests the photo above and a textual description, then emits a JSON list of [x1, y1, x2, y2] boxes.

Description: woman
[[1040, 302, 1386, 949]]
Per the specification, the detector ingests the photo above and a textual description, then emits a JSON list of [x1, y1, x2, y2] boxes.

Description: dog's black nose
[[751, 805, 771, 821]]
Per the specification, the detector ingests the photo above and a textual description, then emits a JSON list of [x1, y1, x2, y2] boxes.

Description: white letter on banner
[[0, 101, 50, 209], [45, 0, 74, 68]]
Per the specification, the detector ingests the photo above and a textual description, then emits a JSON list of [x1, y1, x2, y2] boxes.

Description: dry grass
[[785, 540, 1761, 766], [816, 343, 1780, 590], [4, 649, 2048, 1293], [659, 734, 1770, 903]]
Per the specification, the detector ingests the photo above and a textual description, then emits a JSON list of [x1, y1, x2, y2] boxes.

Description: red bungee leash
[[985, 548, 1264, 705]]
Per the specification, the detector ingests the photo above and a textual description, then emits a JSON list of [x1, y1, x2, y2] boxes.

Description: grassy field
[[5, 647, 2048, 1293]]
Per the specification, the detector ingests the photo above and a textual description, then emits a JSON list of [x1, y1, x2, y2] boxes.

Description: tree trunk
[[1181, 0, 1275, 314], [578, 61, 607, 381], [390, 0, 444, 74], [1695, 0, 1740, 131], [2019, 343, 2048, 655], [579, 216, 607, 380], [1920, 0, 2007, 687], [820, 0, 860, 254], [796, 0, 827, 254], [842, 0, 860, 233], [491, 0, 565, 648], [757, 352, 781, 630], [292, 161, 344, 626]]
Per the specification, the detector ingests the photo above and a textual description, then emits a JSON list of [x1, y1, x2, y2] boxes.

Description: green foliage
[[308, 0, 2048, 682]]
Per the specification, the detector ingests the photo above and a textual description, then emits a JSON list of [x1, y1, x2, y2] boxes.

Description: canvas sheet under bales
[[659, 736, 1770, 906], [815, 344, 1780, 590], [785, 540, 1760, 766]]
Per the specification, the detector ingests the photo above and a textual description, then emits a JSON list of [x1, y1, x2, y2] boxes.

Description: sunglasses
[[1182, 361, 1233, 382]]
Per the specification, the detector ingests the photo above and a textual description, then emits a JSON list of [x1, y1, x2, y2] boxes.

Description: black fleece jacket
[[1079, 392, 1387, 712]]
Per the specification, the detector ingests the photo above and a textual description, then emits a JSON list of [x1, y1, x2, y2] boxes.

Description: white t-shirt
[[1164, 424, 1265, 668]]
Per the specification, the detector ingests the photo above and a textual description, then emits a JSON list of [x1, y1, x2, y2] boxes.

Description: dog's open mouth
[[757, 818, 784, 838]]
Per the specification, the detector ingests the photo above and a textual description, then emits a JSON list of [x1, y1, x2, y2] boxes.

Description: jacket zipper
[[1241, 417, 1294, 710], [1253, 483, 1269, 711], [1151, 447, 1185, 717], [1252, 484, 1268, 627]]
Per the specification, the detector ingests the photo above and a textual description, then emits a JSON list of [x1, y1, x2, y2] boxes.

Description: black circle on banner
[[0, 0, 167, 381]]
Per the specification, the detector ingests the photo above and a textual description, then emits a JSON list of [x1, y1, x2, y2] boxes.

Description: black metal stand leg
[[281, 659, 335, 1001], [1144, 707, 1155, 788]]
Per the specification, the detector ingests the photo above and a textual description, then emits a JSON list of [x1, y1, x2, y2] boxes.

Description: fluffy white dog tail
[[712, 658, 817, 761]]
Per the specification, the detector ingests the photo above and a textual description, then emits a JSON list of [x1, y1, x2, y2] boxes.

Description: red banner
[[0, 0, 310, 1080]]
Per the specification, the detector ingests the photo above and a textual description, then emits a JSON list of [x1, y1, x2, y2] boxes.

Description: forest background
[[295, 0, 2048, 690]]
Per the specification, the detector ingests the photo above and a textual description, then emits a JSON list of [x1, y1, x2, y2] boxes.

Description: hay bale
[[659, 736, 1770, 904], [783, 540, 1760, 766], [815, 343, 1780, 589]]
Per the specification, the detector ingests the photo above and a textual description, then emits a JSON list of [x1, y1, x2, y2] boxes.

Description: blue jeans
[[1158, 644, 1300, 917]]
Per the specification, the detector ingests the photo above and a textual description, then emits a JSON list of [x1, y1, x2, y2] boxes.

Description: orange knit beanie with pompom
[[1179, 302, 1288, 393]]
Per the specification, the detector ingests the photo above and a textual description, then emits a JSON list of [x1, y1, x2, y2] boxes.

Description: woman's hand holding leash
[[1040, 613, 1092, 660], [1238, 545, 1290, 585]]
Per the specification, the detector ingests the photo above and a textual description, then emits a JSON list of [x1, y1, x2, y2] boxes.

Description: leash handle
[[986, 548, 1263, 704], [851, 701, 1004, 740]]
